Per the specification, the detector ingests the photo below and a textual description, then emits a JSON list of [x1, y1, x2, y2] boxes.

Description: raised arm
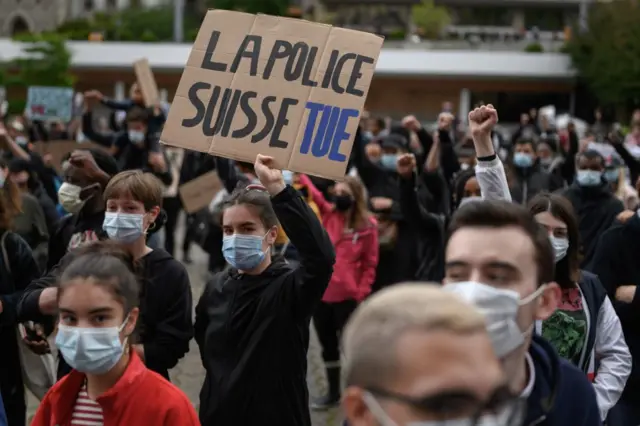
[[254, 155, 335, 319], [469, 105, 512, 202]]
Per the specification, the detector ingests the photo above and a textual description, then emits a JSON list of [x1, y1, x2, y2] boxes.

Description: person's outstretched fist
[[396, 153, 416, 179], [254, 154, 286, 196], [468, 104, 498, 157], [469, 104, 498, 139]]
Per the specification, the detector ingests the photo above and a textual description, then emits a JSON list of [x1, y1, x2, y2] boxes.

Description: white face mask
[[443, 281, 546, 357], [362, 392, 522, 426], [549, 236, 569, 263], [58, 182, 84, 214]]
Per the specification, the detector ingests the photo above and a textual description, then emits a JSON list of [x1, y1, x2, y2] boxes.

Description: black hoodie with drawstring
[[194, 185, 335, 426]]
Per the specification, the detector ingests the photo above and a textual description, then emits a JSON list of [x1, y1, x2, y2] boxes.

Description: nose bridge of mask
[[108, 212, 144, 229]]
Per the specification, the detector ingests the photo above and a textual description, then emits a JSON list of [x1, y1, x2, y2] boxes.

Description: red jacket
[[31, 352, 199, 426], [300, 175, 378, 302]]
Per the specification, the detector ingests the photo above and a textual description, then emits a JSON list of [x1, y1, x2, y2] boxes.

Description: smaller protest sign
[[160, 10, 383, 181], [26, 87, 74, 122], [133, 58, 160, 107], [178, 170, 223, 213], [33, 140, 109, 174]]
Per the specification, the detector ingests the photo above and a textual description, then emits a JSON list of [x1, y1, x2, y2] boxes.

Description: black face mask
[[334, 194, 354, 212]]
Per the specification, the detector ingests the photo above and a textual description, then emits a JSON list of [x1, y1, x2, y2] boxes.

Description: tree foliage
[[0, 33, 74, 115], [7, 33, 75, 87], [208, 0, 289, 15], [412, 0, 451, 40], [565, 0, 640, 113]]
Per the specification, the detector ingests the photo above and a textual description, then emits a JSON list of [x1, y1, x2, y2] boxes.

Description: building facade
[[0, 0, 171, 36], [0, 0, 68, 36], [0, 39, 579, 121]]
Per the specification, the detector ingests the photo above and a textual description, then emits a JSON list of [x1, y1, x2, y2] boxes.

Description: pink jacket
[[300, 175, 378, 302]]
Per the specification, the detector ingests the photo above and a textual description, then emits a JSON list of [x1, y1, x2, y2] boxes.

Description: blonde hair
[[342, 283, 486, 387]]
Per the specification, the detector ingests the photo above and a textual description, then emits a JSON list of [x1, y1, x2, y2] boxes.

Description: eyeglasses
[[366, 385, 526, 426]]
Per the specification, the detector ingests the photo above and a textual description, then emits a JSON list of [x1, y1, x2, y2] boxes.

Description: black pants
[[313, 300, 357, 363]]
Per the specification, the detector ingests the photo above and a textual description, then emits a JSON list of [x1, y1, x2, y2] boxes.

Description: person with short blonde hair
[[342, 283, 521, 426]]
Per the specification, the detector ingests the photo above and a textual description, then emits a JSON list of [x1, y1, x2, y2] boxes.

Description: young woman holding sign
[[194, 154, 335, 426]]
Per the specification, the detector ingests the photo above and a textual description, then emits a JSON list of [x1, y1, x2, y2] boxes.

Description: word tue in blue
[[298, 102, 359, 162]]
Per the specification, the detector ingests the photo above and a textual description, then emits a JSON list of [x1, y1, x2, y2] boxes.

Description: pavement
[[26, 216, 344, 426]]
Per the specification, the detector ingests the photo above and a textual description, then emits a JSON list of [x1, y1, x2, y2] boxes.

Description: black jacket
[[82, 111, 172, 185], [0, 232, 41, 407], [588, 214, 640, 398], [510, 163, 563, 205], [562, 183, 623, 267], [17, 247, 193, 380], [194, 185, 335, 426], [525, 335, 601, 426]]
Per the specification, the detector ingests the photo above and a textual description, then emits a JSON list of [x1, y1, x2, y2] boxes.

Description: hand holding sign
[[255, 154, 286, 196]]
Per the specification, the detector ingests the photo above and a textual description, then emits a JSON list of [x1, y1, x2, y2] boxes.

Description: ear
[[265, 226, 279, 246], [343, 387, 372, 426], [147, 206, 160, 223], [535, 282, 560, 321], [123, 307, 139, 337]]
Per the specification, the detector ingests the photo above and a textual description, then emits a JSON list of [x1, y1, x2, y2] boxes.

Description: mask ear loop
[[518, 284, 547, 306]]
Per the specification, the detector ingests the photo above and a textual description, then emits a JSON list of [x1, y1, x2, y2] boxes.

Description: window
[[10, 16, 30, 36], [453, 7, 511, 27], [84, 0, 94, 11], [107, 0, 117, 9], [523, 8, 566, 31]]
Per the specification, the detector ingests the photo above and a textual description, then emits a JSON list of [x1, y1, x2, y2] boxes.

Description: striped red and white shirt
[[71, 382, 104, 426]]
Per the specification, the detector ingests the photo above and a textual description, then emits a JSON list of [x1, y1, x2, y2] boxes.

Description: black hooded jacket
[[561, 182, 623, 267], [194, 185, 335, 426]]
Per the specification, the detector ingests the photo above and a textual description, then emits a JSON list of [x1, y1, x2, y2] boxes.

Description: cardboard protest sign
[[33, 140, 110, 174], [160, 10, 383, 181], [133, 58, 160, 107], [26, 87, 74, 122], [178, 170, 223, 213]]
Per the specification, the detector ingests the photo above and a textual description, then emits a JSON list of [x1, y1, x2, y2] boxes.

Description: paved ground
[[27, 217, 344, 426]]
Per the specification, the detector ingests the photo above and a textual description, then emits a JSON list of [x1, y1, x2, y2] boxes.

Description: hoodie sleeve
[[357, 221, 378, 301], [475, 157, 512, 202], [593, 297, 631, 420], [271, 185, 335, 319], [0, 233, 42, 327], [143, 261, 194, 372]]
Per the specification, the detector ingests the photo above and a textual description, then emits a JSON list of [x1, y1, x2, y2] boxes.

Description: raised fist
[[396, 153, 416, 179], [401, 115, 421, 132], [437, 112, 454, 131], [468, 104, 498, 138]]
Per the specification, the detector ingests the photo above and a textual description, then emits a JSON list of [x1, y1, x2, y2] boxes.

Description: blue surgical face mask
[[55, 317, 129, 375], [380, 154, 398, 171], [222, 232, 269, 271], [282, 170, 294, 185], [513, 152, 533, 168], [128, 130, 145, 144], [604, 169, 620, 183], [576, 169, 602, 187], [103, 212, 146, 244]]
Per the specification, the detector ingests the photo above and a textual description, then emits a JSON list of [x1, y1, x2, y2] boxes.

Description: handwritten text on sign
[[160, 11, 383, 181]]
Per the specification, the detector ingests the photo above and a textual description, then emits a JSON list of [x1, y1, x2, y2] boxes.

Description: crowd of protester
[[0, 79, 640, 426]]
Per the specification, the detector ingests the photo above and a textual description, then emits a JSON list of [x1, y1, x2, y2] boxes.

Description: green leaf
[[566, 0, 640, 115]]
